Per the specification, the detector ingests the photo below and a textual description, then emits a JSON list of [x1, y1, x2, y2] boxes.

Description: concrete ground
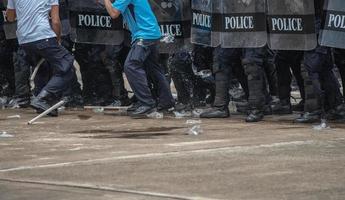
[[0, 108, 345, 200]]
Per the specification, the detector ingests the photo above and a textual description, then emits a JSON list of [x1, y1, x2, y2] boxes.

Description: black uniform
[[242, 47, 272, 122], [295, 0, 344, 123], [273, 50, 305, 114], [74, 43, 129, 106], [334, 48, 345, 96], [191, 44, 216, 106], [0, 21, 15, 98]]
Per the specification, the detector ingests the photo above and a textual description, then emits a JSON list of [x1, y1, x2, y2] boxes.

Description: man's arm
[[5, 9, 16, 22], [50, 5, 62, 42], [6, 0, 16, 22], [104, 0, 121, 19]]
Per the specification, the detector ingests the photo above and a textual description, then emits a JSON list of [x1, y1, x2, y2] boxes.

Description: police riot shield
[[2, 0, 17, 39], [150, 0, 191, 54], [69, 0, 124, 45], [221, 0, 267, 48], [319, 0, 345, 49], [267, 0, 317, 50], [60, 0, 71, 36], [191, 0, 221, 47]]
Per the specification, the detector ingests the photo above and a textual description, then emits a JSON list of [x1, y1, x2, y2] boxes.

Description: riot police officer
[[295, 0, 345, 123], [272, 50, 305, 114], [0, 2, 15, 105], [199, 47, 244, 118], [242, 47, 271, 122], [170, 45, 216, 114]]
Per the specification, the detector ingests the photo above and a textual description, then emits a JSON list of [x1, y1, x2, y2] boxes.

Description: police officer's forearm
[[104, 0, 120, 19]]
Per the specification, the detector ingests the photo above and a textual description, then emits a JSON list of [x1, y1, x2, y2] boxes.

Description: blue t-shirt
[[7, 0, 58, 44], [112, 0, 161, 41]]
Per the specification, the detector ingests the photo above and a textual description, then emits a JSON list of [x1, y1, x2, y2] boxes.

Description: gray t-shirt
[[7, 0, 59, 44]]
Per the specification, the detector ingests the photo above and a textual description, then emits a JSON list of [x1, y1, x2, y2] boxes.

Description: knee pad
[[300, 64, 321, 111], [243, 63, 265, 101], [243, 63, 262, 81]]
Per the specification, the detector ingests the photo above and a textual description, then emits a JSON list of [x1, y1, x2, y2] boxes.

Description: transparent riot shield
[[221, 0, 267, 48], [150, 0, 191, 53], [69, 0, 124, 45], [191, 0, 221, 47], [319, 0, 345, 49], [267, 0, 317, 50]]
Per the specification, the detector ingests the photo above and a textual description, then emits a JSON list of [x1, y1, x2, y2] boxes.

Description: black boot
[[174, 102, 192, 112], [200, 106, 230, 118], [245, 109, 264, 122], [127, 102, 141, 114], [294, 110, 321, 123], [292, 100, 305, 112], [157, 104, 175, 113], [235, 100, 249, 114], [272, 99, 292, 115], [108, 96, 132, 107], [7, 95, 30, 108], [326, 104, 345, 121]]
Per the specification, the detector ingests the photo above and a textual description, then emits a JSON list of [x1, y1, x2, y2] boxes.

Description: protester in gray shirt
[[6, 0, 74, 116], [7, 0, 60, 44]]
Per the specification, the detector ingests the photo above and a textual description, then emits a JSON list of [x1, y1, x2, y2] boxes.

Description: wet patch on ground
[[73, 127, 185, 139], [84, 132, 175, 139], [76, 115, 92, 120], [73, 127, 184, 134]]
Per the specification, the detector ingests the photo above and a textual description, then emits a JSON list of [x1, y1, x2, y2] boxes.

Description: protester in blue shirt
[[103, 0, 174, 118], [6, 0, 74, 116]]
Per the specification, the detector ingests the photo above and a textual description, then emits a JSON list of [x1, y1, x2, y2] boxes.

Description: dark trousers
[[242, 47, 269, 110], [275, 50, 305, 104], [302, 47, 342, 112], [213, 47, 244, 107], [0, 32, 16, 96], [75, 43, 128, 101], [102, 44, 128, 100], [13, 47, 31, 98], [124, 40, 174, 107], [263, 49, 278, 97], [192, 45, 216, 105], [192, 44, 214, 71], [32, 36, 81, 98], [22, 37, 74, 96], [33, 60, 81, 98], [334, 48, 345, 96], [169, 50, 193, 105]]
